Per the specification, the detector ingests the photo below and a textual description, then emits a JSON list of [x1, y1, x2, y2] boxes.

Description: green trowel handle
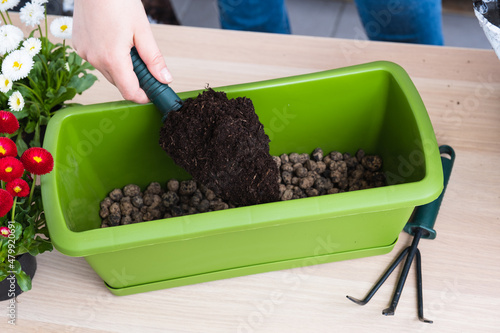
[[404, 145, 455, 240], [130, 47, 182, 122]]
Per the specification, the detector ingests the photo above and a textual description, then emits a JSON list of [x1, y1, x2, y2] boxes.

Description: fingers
[[87, 49, 150, 104], [109, 52, 150, 104], [114, 73, 151, 105], [134, 24, 173, 85], [72, 0, 170, 104]]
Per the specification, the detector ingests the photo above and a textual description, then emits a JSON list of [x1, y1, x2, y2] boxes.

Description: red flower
[[0, 189, 14, 218], [6, 178, 30, 198], [0, 156, 25, 182], [0, 226, 10, 238], [21, 148, 54, 175], [0, 110, 20, 134], [0, 137, 17, 158]]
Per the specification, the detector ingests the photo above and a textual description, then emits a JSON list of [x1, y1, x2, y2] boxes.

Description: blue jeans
[[354, 0, 444, 45], [218, 0, 291, 34], [218, 0, 443, 45]]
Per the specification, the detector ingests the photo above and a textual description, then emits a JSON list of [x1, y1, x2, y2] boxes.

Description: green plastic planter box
[[42, 61, 443, 296]]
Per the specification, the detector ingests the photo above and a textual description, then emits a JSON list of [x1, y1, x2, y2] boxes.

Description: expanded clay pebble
[[179, 180, 197, 196], [100, 148, 387, 227], [109, 189, 123, 201], [145, 182, 163, 195], [123, 184, 141, 197], [100, 180, 232, 227], [312, 148, 323, 162], [167, 179, 179, 192], [162, 191, 179, 208], [120, 197, 134, 216], [131, 196, 144, 208], [277, 148, 386, 200], [289, 153, 300, 164]]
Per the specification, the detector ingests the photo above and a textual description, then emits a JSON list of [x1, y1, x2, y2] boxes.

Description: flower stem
[[17, 82, 44, 106], [1, 180, 4, 189], [28, 174, 37, 207], [44, 4, 48, 38], [11, 197, 17, 222], [38, 25, 44, 39], [63, 39, 67, 62], [5, 11, 12, 25], [0, 11, 7, 25]]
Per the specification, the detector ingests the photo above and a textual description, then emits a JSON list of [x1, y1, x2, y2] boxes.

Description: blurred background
[[12, 0, 492, 50], [164, 0, 491, 49]]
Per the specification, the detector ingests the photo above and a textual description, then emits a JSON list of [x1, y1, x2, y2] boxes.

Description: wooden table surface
[[2, 21, 500, 333]]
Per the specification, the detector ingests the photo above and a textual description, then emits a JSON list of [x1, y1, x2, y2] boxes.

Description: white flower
[[0, 0, 20, 12], [64, 62, 70, 72], [0, 73, 13, 93], [19, 2, 45, 27], [50, 17, 73, 39], [22, 37, 42, 56], [8, 91, 24, 112], [33, 0, 49, 4], [1, 50, 34, 82], [0, 25, 24, 55]]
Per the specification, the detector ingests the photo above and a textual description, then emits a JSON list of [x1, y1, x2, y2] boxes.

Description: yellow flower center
[[34, 156, 43, 163], [13, 61, 22, 70], [16, 98, 21, 106], [61, 25, 68, 32], [14, 186, 22, 193], [0, 146, 5, 155], [3, 79, 9, 87], [1, 230, 7, 235], [1, 0, 7, 4], [5, 167, 12, 173]]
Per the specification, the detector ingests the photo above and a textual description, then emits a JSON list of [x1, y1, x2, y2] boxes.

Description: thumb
[[134, 39, 173, 85]]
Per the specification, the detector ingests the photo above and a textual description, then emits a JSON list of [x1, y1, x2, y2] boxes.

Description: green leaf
[[23, 224, 35, 241], [29, 124, 41, 148], [39, 115, 50, 126], [12, 107, 30, 121], [15, 270, 32, 292], [47, 87, 77, 110], [0, 272, 8, 281], [28, 103, 42, 119], [27, 246, 40, 257], [13, 222, 23, 241], [25, 120, 37, 134], [32, 239, 53, 255], [15, 134, 29, 156], [11, 259, 21, 274], [0, 93, 8, 108], [69, 73, 98, 94], [0, 239, 8, 260]]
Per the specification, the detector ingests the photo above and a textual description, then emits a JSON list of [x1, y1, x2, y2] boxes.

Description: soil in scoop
[[159, 88, 280, 206]]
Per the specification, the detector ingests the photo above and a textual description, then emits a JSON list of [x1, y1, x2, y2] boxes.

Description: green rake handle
[[130, 47, 183, 122], [404, 145, 455, 240]]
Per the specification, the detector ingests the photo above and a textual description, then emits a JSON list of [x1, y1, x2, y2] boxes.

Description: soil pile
[[159, 89, 280, 206]]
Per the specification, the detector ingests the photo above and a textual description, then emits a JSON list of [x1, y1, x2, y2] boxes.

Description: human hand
[[73, 0, 173, 103]]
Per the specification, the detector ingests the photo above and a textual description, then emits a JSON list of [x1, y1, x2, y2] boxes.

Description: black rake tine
[[346, 247, 410, 305], [383, 228, 423, 316], [416, 249, 433, 324]]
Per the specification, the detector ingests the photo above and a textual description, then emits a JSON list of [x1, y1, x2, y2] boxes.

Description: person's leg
[[143, 0, 180, 25], [218, 0, 291, 34], [354, 0, 444, 45]]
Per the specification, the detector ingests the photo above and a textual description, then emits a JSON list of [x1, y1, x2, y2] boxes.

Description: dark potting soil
[[159, 89, 280, 206]]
